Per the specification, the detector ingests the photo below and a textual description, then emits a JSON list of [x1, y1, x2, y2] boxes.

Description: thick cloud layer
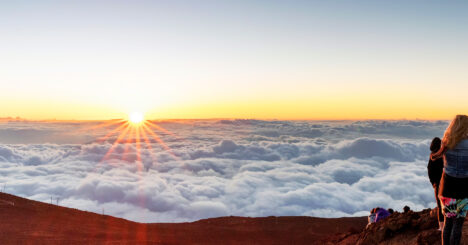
[[0, 119, 448, 222]]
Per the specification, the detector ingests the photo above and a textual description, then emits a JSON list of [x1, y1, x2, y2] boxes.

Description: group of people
[[366, 115, 467, 245], [428, 115, 468, 245]]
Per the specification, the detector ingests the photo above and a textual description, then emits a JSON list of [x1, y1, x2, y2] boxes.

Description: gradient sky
[[1, 0, 467, 120]]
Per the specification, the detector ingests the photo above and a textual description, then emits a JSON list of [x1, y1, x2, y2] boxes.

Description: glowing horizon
[[0, 99, 462, 121]]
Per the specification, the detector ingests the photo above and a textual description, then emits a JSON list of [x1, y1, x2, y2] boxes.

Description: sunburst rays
[[95, 119, 179, 165], [88, 117, 179, 236]]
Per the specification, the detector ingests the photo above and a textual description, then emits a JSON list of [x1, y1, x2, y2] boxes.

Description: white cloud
[[0, 119, 447, 222]]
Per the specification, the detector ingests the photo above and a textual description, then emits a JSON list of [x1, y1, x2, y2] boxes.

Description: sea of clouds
[[0, 119, 449, 222]]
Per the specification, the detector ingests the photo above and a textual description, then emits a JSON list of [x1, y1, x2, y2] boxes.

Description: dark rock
[[340, 208, 468, 245]]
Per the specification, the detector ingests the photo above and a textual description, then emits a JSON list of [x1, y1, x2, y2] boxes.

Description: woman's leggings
[[442, 217, 465, 245]]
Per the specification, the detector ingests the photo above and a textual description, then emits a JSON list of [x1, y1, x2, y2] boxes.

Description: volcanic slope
[[0, 192, 366, 244]]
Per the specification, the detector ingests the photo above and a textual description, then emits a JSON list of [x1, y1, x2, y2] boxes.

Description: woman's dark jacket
[[427, 157, 444, 185]]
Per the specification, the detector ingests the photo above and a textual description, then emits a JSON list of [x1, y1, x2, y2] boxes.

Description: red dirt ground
[[0, 192, 367, 244]]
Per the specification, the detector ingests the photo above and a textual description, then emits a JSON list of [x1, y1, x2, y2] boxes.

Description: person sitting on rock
[[374, 207, 390, 222], [367, 207, 390, 227], [403, 205, 411, 213]]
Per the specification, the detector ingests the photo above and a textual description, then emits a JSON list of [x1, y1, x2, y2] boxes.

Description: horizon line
[[0, 116, 451, 122]]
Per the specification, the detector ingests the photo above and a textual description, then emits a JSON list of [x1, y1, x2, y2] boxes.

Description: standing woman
[[428, 137, 444, 231], [431, 115, 468, 245]]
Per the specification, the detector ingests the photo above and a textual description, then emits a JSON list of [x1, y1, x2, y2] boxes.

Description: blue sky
[[1, 1, 467, 119]]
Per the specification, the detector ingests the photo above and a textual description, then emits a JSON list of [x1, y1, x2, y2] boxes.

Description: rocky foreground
[[0, 192, 466, 244], [338, 208, 467, 245]]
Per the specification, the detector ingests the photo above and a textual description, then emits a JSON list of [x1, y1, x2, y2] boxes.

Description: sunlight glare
[[129, 112, 144, 124]]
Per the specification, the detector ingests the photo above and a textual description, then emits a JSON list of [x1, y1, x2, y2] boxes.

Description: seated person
[[375, 207, 390, 222]]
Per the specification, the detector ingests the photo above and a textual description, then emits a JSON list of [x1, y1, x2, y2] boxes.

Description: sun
[[128, 112, 144, 124]]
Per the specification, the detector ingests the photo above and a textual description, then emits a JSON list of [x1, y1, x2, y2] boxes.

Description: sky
[[0, 119, 449, 222], [1, 1, 467, 120]]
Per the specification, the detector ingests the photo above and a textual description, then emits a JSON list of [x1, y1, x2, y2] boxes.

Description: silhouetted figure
[[387, 208, 394, 214], [427, 137, 444, 230], [431, 115, 468, 245], [403, 206, 411, 213]]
